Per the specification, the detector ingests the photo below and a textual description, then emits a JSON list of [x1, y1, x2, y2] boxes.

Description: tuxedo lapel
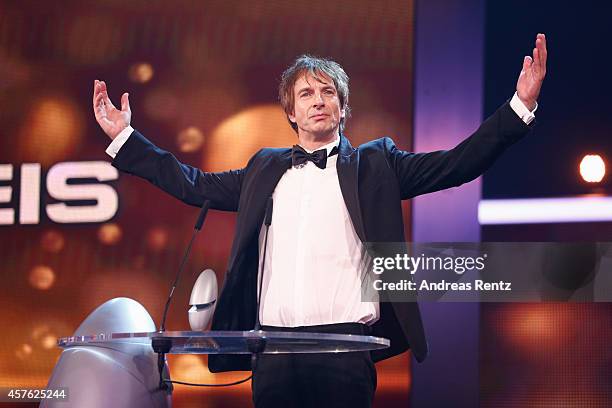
[[229, 148, 292, 263], [337, 134, 366, 242], [268, 148, 293, 193]]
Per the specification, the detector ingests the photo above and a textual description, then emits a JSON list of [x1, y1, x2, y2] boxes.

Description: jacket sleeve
[[384, 101, 533, 200], [112, 130, 245, 211]]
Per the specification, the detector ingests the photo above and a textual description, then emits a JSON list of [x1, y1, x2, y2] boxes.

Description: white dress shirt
[[257, 137, 379, 327], [106, 92, 536, 327]]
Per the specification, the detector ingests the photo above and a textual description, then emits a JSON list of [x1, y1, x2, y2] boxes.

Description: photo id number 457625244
[[1, 387, 68, 402]]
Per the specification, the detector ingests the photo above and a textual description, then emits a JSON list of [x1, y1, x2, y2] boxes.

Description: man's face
[[288, 72, 345, 138]]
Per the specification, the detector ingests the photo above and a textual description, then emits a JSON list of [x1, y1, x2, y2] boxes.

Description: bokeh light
[[28, 265, 56, 290], [41, 335, 57, 350], [580, 154, 605, 183], [31, 325, 51, 341], [40, 230, 65, 253], [17, 96, 85, 166], [203, 104, 296, 171], [15, 344, 32, 360], [177, 127, 205, 153], [146, 226, 169, 251], [498, 304, 579, 355], [129, 62, 154, 84], [97, 223, 122, 245], [31, 324, 58, 350]]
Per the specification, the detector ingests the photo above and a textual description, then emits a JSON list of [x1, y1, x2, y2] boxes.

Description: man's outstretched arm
[[93, 80, 244, 211], [388, 33, 547, 199]]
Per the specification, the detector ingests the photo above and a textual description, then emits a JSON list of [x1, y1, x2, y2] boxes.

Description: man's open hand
[[516, 33, 547, 111], [93, 80, 131, 140]]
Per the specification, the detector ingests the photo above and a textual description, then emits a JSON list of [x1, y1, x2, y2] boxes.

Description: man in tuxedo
[[93, 33, 547, 407]]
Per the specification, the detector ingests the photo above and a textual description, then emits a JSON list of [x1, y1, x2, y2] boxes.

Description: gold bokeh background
[[0, 1, 414, 406]]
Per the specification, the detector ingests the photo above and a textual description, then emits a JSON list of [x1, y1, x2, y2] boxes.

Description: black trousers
[[251, 323, 377, 408]]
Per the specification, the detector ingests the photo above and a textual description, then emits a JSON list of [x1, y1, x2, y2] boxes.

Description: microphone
[[248, 197, 274, 375], [159, 200, 211, 332], [195, 200, 210, 231], [188, 269, 218, 331], [153, 200, 211, 390]]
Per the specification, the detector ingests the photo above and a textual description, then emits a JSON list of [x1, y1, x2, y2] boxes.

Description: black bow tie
[[291, 145, 339, 169]]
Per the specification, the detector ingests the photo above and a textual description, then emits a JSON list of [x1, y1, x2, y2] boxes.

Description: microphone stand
[[248, 198, 273, 372], [152, 200, 211, 391]]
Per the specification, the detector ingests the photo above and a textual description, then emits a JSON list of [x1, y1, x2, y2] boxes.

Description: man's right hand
[[93, 79, 132, 140]]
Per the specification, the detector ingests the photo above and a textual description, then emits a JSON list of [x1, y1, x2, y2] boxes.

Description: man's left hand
[[516, 33, 547, 111]]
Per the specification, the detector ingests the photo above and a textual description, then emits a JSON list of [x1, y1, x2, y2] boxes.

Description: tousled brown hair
[[279, 55, 351, 133]]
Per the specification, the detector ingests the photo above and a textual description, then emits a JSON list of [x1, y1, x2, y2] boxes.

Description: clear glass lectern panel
[[58, 330, 390, 354]]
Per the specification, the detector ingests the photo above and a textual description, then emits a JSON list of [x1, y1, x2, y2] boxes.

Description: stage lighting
[[41, 334, 57, 350], [147, 226, 169, 251], [15, 344, 32, 360], [97, 223, 122, 245], [41, 230, 65, 253], [129, 62, 154, 83], [29, 265, 56, 290], [204, 104, 295, 171], [18, 97, 84, 166], [579, 154, 605, 183], [177, 126, 204, 153]]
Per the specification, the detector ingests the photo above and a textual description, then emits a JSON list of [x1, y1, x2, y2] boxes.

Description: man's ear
[[288, 111, 296, 123], [340, 107, 346, 119]]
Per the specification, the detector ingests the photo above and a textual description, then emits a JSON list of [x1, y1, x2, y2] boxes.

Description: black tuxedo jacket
[[112, 101, 531, 372]]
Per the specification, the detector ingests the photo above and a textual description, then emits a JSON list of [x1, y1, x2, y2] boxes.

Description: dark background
[[481, 1, 612, 407], [484, 0, 612, 199]]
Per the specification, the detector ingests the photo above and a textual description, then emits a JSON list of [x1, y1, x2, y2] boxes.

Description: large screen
[[0, 1, 415, 406]]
